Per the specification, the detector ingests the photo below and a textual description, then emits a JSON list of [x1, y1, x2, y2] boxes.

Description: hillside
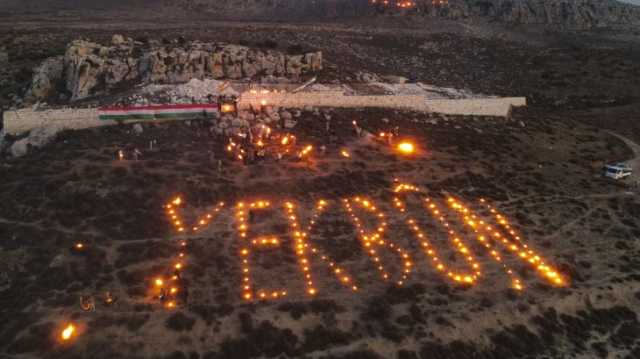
[[1, 0, 639, 28]]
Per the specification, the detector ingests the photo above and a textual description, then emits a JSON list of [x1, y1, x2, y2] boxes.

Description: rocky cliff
[[26, 36, 323, 102]]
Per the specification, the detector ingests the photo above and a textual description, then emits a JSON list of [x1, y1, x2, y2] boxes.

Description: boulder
[[238, 111, 255, 122], [133, 123, 144, 134], [112, 34, 126, 45], [10, 126, 60, 157], [280, 111, 292, 121], [25, 56, 64, 101], [285, 55, 304, 77]]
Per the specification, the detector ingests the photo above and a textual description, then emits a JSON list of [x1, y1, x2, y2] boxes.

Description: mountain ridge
[[0, 0, 639, 28]]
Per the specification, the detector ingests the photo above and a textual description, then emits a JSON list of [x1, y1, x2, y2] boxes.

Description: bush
[[218, 320, 298, 358], [362, 296, 392, 322], [165, 312, 196, 332], [302, 325, 352, 352]]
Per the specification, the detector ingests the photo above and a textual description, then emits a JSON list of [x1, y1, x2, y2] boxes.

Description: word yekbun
[[158, 183, 567, 304]]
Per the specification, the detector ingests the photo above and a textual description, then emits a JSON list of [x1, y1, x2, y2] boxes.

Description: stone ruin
[[26, 35, 323, 103]]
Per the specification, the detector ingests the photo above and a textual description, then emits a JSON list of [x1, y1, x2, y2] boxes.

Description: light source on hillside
[[60, 324, 76, 341], [397, 141, 415, 154]]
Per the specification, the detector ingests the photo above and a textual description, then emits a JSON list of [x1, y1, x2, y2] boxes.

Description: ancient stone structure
[[3, 93, 526, 136], [26, 37, 323, 102]]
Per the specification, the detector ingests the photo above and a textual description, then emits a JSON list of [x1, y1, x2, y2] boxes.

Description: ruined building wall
[[3, 96, 526, 135]]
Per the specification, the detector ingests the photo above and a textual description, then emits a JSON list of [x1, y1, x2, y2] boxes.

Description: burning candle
[[221, 103, 236, 113], [397, 142, 415, 154], [60, 324, 76, 341]]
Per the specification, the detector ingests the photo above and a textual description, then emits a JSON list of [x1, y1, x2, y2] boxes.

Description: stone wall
[[426, 98, 527, 117], [240, 92, 526, 117], [3, 95, 526, 136], [4, 108, 108, 135]]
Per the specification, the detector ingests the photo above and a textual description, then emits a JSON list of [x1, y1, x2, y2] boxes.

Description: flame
[[397, 142, 415, 154], [341, 150, 351, 158], [299, 145, 313, 158], [221, 103, 235, 113], [61, 324, 75, 341]]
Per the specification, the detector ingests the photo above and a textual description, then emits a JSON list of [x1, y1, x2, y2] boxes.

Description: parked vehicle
[[604, 163, 632, 179]]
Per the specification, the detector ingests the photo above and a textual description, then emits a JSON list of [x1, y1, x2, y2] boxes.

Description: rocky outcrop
[[9, 126, 60, 157], [460, 0, 640, 28], [27, 37, 323, 102], [173, 0, 640, 28], [25, 56, 64, 101]]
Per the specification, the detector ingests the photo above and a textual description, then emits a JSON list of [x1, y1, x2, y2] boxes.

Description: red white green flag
[[98, 104, 219, 121]]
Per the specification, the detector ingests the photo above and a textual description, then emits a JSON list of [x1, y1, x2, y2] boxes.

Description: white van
[[604, 163, 632, 179]]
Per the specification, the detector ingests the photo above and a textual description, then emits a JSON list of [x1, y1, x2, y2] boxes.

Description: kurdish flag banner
[[98, 104, 219, 121]]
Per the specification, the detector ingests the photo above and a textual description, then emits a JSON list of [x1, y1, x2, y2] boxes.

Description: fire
[[397, 142, 415, 154], [61, 324, 75, 341], [221, 103, 235, 113], [299, 145, 313, 158], [341, 149, 351, 158], [75, 243, 84, 249]]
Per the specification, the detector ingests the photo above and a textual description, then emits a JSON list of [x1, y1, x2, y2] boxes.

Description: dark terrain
[[1, 2, 640, 358]]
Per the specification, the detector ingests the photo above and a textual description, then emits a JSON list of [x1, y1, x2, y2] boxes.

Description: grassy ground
[[0, 106, 639, 358]]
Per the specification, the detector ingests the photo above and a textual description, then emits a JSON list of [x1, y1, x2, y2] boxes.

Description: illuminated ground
[[1, 107, 639, 358]]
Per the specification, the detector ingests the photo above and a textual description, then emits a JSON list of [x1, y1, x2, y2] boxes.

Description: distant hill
[[1, 0, 639, 29]]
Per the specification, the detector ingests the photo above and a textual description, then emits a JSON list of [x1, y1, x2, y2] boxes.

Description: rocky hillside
[[26, 35, 322, 102], [2, 0, 640, 28], [188, 0, 640, 28]]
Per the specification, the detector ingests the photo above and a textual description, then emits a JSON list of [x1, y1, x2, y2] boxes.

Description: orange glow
[[299, 145, 313, 158], [61, 324, 75, 341], [397, 142, 415, 154], [341, 149, 351, 158], [221, 103, 235, 113], [159, 184, 568, 298]]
